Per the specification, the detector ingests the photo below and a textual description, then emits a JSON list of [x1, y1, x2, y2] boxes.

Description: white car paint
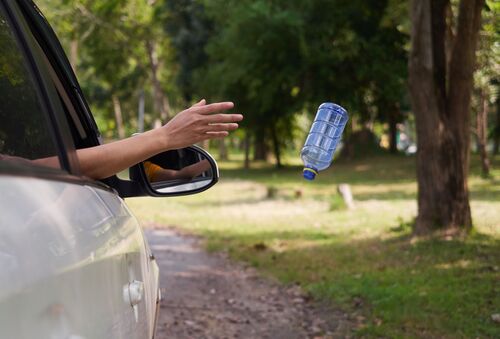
[[0, 175, 159, 339]]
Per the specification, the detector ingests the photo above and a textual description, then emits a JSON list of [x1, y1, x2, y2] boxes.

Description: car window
[[0, 8, 60, 168]]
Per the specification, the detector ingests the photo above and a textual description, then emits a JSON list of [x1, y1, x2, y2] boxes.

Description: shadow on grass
[[198, 226, 500, 338], [354, 188, 499, 202], [218, 155, 500, 202], [220, 154, 418, 186], [183, 196, 271, 207], [354, 190, 417, 201]]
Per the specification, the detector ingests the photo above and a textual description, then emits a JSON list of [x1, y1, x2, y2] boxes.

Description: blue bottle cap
[[303, 167, 318, 180]]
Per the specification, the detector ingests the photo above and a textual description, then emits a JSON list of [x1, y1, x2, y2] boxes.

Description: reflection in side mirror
[[133, 145, 219, 197]]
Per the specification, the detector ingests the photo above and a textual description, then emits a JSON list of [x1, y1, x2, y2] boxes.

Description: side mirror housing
[[129, 145, 219, 197], [105, 145, 218, 198]]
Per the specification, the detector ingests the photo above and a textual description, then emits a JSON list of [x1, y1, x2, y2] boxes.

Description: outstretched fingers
[[206, 131, 229, 139], [192, 102, 235, 115], [206, 123, 239, 132], [204, 113, 243, 124], [191, 99, 206, 107]]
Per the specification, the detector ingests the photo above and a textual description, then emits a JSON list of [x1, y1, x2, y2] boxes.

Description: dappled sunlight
[[434, 259, 473, 270], [354, 164, 371, 172], [471, 202, 500, 235], [126, 155, 499, 338]]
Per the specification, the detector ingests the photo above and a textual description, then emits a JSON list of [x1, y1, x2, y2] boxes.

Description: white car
[[0, 1, 219, 338]]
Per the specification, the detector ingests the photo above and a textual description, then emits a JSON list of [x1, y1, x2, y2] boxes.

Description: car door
[[0, 2, 159, 338]]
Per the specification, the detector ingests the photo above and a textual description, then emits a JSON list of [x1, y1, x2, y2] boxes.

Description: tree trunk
[[146, 40, 171, 122], [244, 132, 251, 169], [138, 89, 145, 133], [253, 130, 268, 161], [270, 124, 282, 168], [408, 0, 484, 235], [70, 39, 78, 74], [112, 95, 125, 139], [218, 139, 228, 161], [388, 103, 400, 154], [476, 90, 490, 177]]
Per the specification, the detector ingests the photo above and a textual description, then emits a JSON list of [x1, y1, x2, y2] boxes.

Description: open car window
[[0, 9, 60, 167], [0, 7, 61, 169]]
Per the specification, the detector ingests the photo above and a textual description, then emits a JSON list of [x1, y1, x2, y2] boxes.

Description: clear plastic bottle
[[301, 102, 349, 180]]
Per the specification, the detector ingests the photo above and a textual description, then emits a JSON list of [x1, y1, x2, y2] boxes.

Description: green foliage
[[474, 0, 500, 140], [37, 0, 410, 145], [191, 0, 409, 164], [0, 16, 58, 159], [329, 193, 346, 211], [156, 0, 212, 102], [37, 0, 179, 137]]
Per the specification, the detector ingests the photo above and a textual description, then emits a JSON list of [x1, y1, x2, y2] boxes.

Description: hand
[[159, 99, 243, 150]]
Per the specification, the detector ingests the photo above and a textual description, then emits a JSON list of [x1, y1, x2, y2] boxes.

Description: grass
[[126, 153, 500, 338]]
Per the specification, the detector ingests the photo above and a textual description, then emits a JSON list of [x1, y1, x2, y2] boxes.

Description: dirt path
[[145, 227, 353, 339]]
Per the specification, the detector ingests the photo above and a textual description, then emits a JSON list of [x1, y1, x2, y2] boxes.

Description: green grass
[[127, 154, 500, 338]]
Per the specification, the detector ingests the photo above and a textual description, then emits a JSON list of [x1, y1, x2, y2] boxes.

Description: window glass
[[0, 9, 60, 168]]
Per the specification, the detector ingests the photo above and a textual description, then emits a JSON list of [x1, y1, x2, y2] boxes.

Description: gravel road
[[145, 227, 353, 339]]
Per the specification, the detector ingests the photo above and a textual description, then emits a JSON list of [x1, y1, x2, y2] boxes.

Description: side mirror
[[130, 145, 219, 197]]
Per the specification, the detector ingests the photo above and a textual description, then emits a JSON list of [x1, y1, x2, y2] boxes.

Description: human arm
[[77, 100, 242, 179], [3, 100, 240, 179], [146, 159, 211, 182]]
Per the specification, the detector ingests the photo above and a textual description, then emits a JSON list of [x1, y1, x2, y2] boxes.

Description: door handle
[[123, 280, 144, 306]]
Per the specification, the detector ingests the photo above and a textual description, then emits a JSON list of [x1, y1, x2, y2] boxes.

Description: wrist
[[138, 128, 169, 157], [148, 127, 171, 152]]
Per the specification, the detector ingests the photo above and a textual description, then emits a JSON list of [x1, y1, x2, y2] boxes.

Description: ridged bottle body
[[301, 103, 349, 180]]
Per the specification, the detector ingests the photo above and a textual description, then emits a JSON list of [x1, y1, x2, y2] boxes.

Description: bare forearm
[[77, 129, 166, 179], [77, 100, 241, 180], [177, 159, 210, 179], [2, 101, 241, 180]]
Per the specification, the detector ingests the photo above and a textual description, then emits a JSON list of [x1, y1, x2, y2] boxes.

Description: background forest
[[37, 0, 499, 337], [37, 0, 498, 172]]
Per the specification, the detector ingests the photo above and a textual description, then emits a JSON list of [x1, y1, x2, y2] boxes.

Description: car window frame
[[1, 1, 79, 175], [0, 1, 128, 196], [18, 0, 102, 142]]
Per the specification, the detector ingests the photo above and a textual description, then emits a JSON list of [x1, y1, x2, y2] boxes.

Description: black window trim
[[0, 1, 140, 197], [1, 0, 77, 174], [18, 0, 102, 145]]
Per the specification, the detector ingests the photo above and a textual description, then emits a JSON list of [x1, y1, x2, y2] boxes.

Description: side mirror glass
[[131, 145, 219, 197]]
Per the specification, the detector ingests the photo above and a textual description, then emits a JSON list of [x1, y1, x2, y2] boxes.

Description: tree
[[198, 0, 305, 167], [38, 0, 178, 137], [472, 0, 499, 177], [158, 0, 212, 103], [195, 0, 410, 166], [408, 0, 485, 235]]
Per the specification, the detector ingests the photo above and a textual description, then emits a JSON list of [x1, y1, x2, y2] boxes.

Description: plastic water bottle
[[301, 102, 349, 180]]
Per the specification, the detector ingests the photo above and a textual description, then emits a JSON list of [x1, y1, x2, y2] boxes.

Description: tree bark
[[112, 94, 125, 139], [146, 40, 171, 122], [270, 124, 282, 168], [409, 0, 484, 235], [388, 103, 400, 154], [253, 130, 269, 161], [218, 139, 228, 161], [476, 90, 490, 177], [70, 39, 78, 74], [138, 89, 145, 133], [244, 132, 251, 169]]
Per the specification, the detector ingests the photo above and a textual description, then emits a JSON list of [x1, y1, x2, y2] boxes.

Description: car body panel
[[0, 175, 159, 338]]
